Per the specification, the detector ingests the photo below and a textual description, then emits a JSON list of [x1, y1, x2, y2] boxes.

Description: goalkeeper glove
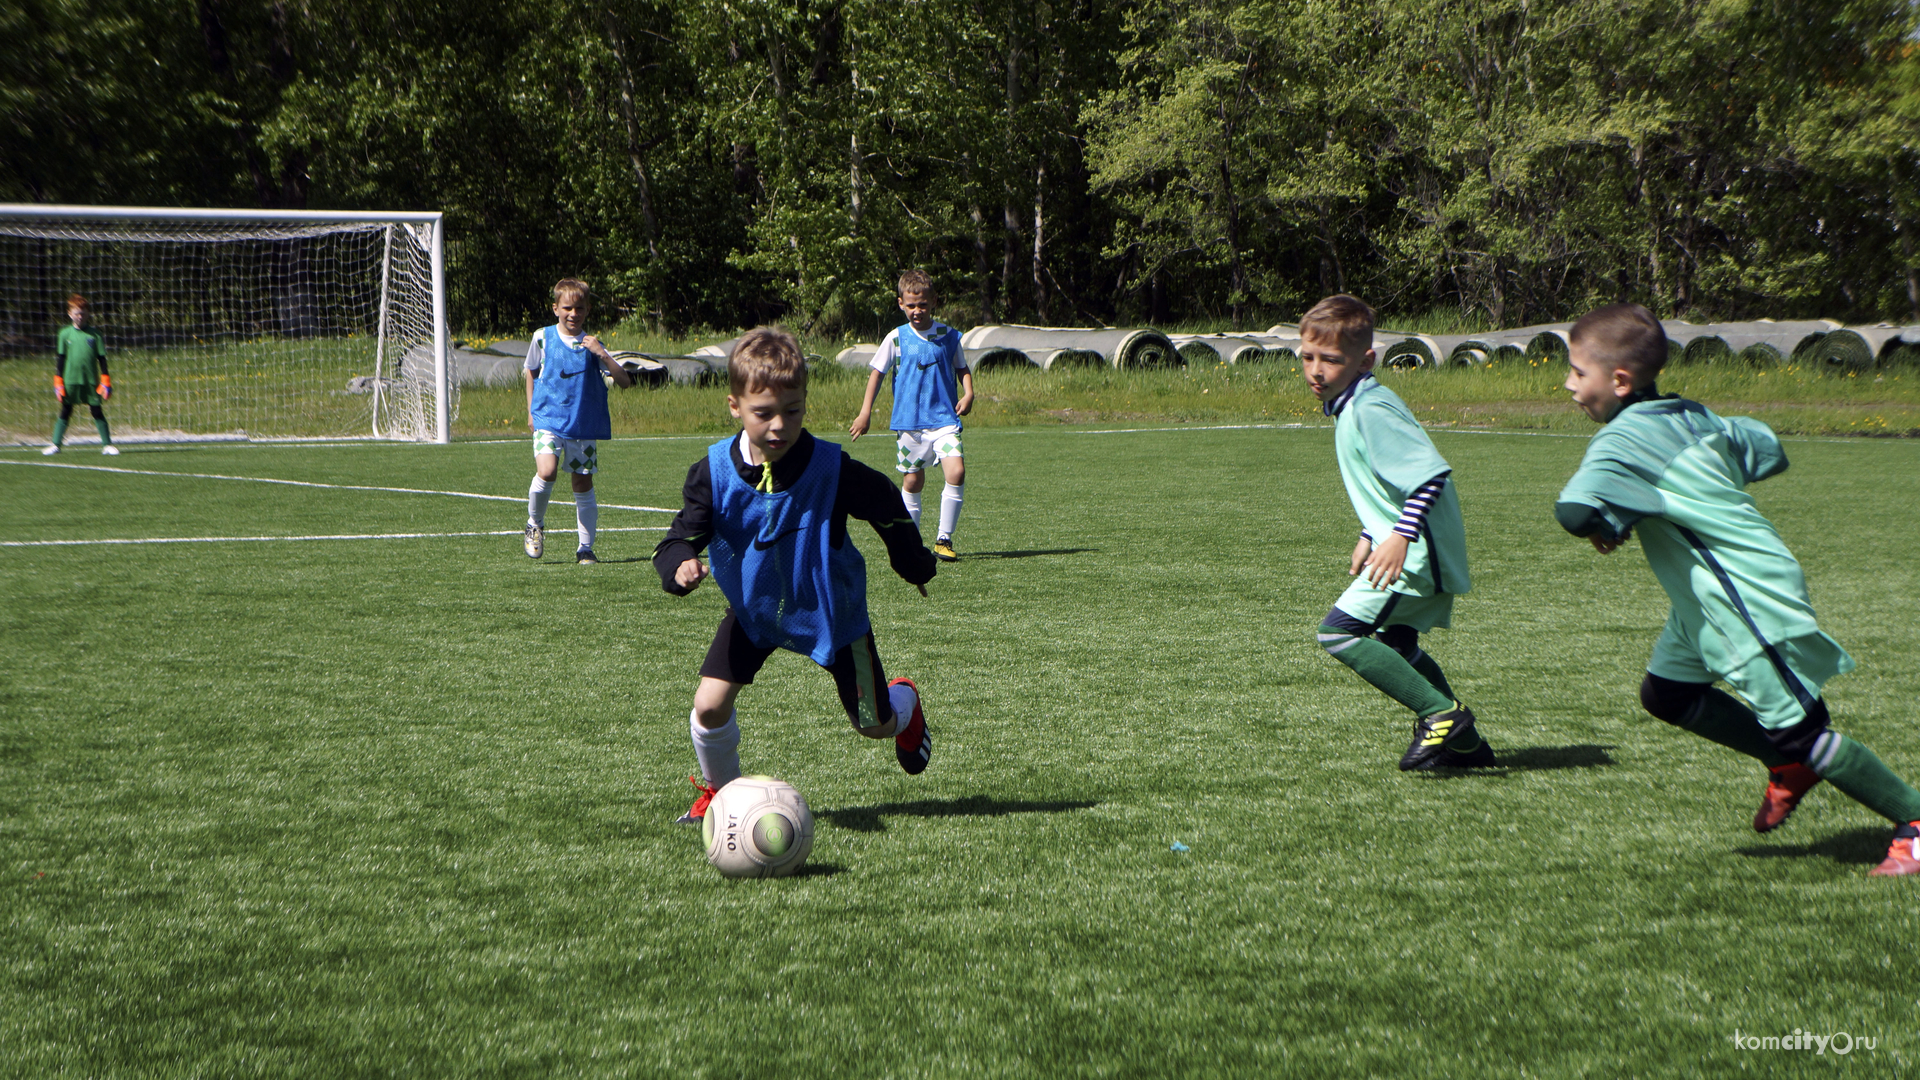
[[98, 372, 110, 400], [53, 376, 65, 399]]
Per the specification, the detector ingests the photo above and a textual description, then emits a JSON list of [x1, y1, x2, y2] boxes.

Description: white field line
[[0, 459, 675, 512], [3, 526, 666, 548]]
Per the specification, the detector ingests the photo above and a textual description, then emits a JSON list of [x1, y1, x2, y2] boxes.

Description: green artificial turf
[[2, 424, 1917, 1076]]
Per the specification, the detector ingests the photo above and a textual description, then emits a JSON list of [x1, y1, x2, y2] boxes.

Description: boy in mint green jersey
[[1302, 294, 1495, 771], [1557, 303, 1920, 876], [43, 293, 117, 456]]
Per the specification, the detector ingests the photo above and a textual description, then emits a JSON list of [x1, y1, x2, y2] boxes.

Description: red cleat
[[676, 775, 719, 825], [1869, 823, 1920, 877], [1754, 763, 1821, 833], [888, 677, 931, 775]]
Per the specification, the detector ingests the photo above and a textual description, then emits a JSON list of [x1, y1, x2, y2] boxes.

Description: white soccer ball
[[703, 775, 815, 878]]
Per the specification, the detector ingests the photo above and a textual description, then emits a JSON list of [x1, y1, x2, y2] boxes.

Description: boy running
[[1557, 303, 1920, 876], [43, 294, 117, 456], [849, 269, 973, 562], [1301, 294, 1495, 770], [522, 278, 632, 564], [655, 327, 939, 824]]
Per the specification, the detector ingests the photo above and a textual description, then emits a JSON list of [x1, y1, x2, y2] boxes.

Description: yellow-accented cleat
[[933, 536, 958, 562]]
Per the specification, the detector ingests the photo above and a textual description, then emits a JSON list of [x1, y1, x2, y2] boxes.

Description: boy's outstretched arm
[[653, 458, 715, 595], [840, 455, 937, 588], [849, 368, 886, 439]]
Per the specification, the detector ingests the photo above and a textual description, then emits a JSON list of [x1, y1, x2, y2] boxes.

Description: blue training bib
[[528, 325, 611, 439], [706, 436, 870, 664], [889, 323, 963, 432]]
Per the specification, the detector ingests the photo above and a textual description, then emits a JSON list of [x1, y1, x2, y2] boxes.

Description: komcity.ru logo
[[1728, 1029, 1877, 1054]]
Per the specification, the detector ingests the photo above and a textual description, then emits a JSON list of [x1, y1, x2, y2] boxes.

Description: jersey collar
[[731, 429, 816, 492], [1607, 383, 1673, 422], [1322, 371, 1374, 417]]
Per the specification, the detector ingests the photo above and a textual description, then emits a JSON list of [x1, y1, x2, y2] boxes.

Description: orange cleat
[[1754, 763, 1821, 833], [676, 775, 719, 825], [1869, 823, 1920, 877]]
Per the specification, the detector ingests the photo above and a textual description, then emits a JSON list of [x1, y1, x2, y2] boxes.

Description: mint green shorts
[[1647, 619, 1852, 729], [1333, 575, 1455, 633]]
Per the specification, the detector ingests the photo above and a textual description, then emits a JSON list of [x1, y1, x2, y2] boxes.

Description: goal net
[[0, 205, 453, 443]]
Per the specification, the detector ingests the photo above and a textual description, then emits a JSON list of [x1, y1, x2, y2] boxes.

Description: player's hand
[[1349, 536, 1372, 576], [956, 393, 974, 416], [98, 385, 109, 400], [848, 412, 870, 440], [1589, 535, 1623, 555], [1364, 532, 1410, 587], [582, 334, 607, 357], [675, 558, 708, 591]]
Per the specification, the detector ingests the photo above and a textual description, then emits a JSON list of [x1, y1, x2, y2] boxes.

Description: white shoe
[[101, 445, 120, 456], [41, 444, 60, 455]]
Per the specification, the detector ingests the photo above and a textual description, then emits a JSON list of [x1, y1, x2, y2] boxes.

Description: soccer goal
[[0, 204, 453, 443]]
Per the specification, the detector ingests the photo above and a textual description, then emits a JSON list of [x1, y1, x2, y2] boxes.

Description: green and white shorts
[[532, 429, 598, 475], [896, 425, 963, 474]]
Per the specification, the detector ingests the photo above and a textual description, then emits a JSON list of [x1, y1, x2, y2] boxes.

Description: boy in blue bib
[[849, 269, 973, 561], [654, 327, 940, 824], [522, 279, 632, 563]]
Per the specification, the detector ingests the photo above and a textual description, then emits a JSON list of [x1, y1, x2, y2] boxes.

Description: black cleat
[[575, 546, 598, 564], [1400, 705, 1481, 771]]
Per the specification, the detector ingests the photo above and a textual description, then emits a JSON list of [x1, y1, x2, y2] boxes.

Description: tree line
[[5, 0, 1918, 334]]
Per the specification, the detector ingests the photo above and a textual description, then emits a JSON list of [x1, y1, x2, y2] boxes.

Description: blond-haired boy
[[1557, 303, 1920, 875], [1301, 294, 1494, 770], [654, 327, 939, 824], [43, 294, 117, 456], [849, 269, 974, 561], [522, 278, 632, 564]]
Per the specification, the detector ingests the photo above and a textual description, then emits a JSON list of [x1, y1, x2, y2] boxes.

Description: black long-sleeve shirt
[[651, 430, 937, 595]]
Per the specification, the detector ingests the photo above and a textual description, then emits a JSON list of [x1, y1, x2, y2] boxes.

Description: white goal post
[[0, 204, 453, 443]]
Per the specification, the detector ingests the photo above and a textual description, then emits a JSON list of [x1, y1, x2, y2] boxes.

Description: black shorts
[[699, 609, 895, 731]]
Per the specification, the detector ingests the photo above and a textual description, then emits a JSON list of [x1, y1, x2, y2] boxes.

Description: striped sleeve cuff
[[1391, 475, 1449, 540]]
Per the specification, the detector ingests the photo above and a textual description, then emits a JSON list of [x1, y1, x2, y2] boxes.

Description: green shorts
[[1332, 575, 1456, 633], [60, 384, 104, 408], [1647, 620, 1852, 729]]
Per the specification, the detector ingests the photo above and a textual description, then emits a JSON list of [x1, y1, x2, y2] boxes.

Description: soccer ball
[[703, 775, 815, 878]]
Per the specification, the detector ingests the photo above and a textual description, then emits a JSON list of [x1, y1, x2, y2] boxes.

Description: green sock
[[51, 417, 68, 445], [1407, 650, 1456, 702], [1319, 624, 1454, 718], [1676, 688, 1790, 768], [1812, 734, 1920, 825], [94, 416, 111, 445]]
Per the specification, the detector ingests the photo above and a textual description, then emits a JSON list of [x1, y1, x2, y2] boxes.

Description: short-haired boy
[[654, 326, 939, 824], [522, 278, 631, 563], [1301, 294, 1495, 770], [849, 269, 974, 562], [1557, 303, 1920, 875], [43, 294, 118, 456]]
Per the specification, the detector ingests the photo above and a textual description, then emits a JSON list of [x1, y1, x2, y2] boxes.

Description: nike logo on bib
[[752, 525, 806, 550], [557, 368, 581, 379], [916, 359, 943, 370]]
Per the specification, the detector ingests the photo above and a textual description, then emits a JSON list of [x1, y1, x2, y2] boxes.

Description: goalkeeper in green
[[1557, 303, 1920, 876], [43, 293, 116, 456]]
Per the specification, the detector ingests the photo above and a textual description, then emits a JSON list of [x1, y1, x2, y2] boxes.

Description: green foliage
[[3, 0, 1917, 332]]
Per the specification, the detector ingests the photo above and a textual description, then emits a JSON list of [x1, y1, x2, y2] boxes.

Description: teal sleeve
[[1353, 397, 1450, 495], [1556, 454, 1665, 540], [1723, 415, 1787, 484]]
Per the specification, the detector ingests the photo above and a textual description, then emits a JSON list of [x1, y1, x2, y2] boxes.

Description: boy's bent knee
[[1765, 698, 1831, 763], [1317, 608, 1372, 658], [1640, 673, 1708, 724]]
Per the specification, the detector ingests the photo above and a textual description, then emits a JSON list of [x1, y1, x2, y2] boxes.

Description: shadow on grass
[[791, 862, 846, 879], [1736, 825, 1889, 866], [1415, 744, 1617, 779], [957, 548, 1098, 560], [820, 795, 1097, 833]]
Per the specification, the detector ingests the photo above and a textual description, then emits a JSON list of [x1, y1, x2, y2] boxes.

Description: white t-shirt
[[524, 329, 585, 372], [869, 324, 970, 374]]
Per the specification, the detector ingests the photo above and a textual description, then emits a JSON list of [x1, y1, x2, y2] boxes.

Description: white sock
[[691, 709, 741, 789], [527, 476, 553, 525], [888, 681, 919, 736], [902, 489, 922, 528], [575, 488, 598, 549], [938, 483, 963, 539]]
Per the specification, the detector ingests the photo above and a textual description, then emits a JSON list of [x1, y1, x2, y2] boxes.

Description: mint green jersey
[[56, 325, 105, 386], [1555, 396, 1852, 693], [1332, 375, 1470, 596]]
